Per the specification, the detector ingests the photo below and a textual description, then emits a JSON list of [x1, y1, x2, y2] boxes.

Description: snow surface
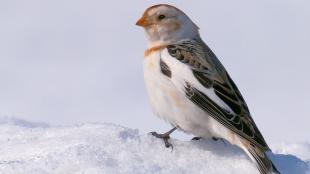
[[0, 117, 309, 174]]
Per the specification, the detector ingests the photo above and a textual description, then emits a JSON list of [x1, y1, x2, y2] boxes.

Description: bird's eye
[[158, 15, 166, 20]]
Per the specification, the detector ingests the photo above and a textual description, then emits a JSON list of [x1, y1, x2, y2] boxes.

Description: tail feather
[[246, 145, 281, 174]]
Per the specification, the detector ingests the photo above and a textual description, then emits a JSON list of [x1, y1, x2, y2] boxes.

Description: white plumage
[[137, 4, 280, 174]]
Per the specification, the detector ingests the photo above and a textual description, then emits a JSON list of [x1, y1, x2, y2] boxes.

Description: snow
[[0, 117, 309, 174]]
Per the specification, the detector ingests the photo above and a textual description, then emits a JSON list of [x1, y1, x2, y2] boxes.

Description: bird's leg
[[150, 127, 177, 148]]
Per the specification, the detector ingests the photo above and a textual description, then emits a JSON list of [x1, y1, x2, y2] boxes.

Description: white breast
[[143, 51, 178, 124], [144, 50, 211, 137]]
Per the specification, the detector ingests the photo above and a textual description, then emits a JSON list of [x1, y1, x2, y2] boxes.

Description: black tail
[[247, 145, 281, 174]]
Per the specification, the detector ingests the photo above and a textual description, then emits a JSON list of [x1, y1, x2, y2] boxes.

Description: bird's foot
[[150, 131, 173, 149], [191, 136, 221, 142], [150, 127, 177, 150], [191, 137, 202, 141], [212, 137, 227, 145], [212, 137, 219, 141]]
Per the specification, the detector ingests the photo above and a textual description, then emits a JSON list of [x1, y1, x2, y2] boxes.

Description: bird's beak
[[136, 16, 151, 27]]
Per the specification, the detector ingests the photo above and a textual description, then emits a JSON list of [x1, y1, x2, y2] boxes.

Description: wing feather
[[167, 39, 269, 151]]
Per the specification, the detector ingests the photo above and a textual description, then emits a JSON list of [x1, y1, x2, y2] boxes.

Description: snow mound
[[0, 118, 309, 174]]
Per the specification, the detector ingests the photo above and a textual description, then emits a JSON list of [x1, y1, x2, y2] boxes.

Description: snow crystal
[[0, 117, 309, 174]]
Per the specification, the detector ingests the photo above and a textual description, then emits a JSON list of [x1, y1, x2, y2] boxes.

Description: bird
[[136, 4, 280, 174]]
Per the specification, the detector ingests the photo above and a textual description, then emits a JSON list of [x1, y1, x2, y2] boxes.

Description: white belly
[[143, 51, 216, 138]]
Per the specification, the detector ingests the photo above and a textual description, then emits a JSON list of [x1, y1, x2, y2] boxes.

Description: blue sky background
[[0, 0, 309, 143]]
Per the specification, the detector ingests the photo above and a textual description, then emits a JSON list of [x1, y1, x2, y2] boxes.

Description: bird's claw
[[191, 136, 222, 141], [164, 139, 173, 149], [150, 131, 164, 138], [150, 131, 174, 150], [212, 137, 219, 141], [191, 137, 202, 141]]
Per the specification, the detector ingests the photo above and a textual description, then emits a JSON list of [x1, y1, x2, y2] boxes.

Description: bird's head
[[136, 4, 200, 47]]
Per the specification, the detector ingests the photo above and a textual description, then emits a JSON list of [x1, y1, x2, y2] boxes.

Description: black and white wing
[[166, 39, 269, 151]]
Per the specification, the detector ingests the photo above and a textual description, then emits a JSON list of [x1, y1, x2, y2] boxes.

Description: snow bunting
[[136, 4, 280, 174]]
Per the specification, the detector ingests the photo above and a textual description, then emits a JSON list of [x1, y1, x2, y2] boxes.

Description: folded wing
[[166, 39, 269, 151]]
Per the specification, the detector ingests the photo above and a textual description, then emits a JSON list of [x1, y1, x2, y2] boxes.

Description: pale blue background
[[0, 0, 309, 143]]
